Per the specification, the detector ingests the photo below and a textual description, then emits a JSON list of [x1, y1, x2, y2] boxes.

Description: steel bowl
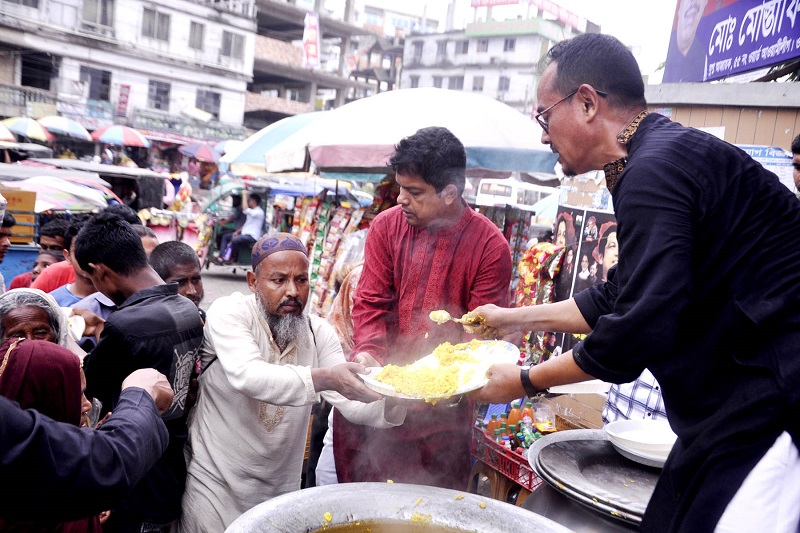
[[225, 482, 572, 532]]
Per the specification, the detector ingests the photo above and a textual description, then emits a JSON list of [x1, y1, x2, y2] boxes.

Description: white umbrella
[[265, 88, 557, 175]]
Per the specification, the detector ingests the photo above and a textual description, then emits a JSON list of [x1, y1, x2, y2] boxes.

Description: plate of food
[[359, 339, 520, 404]]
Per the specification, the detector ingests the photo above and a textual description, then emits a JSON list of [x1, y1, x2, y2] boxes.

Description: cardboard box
[[541, 393, 605, 430], [0, 188, 36, 244]]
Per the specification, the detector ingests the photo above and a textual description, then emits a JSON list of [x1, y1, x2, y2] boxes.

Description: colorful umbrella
[[220, 112, 324, 175], [91, 125, 151, 148], [37, 115, 92, 141], [1, 176, 108, 212], [179, 142, 221, 163], [1, 117, 55, 142], [0, 123, 14, 142]]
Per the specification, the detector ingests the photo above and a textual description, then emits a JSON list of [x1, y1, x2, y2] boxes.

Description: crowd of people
[[0, 32, 799, 533]]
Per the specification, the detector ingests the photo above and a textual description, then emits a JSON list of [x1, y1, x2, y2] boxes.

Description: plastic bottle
[[501, 436, 512, 450], [508, 424, 517, 438], [507, 401, 522, 429], [522, 401, 534, 425], [499, 422, 507, 437], [486, 414, 499, 435], [493, 429, 503, 443]]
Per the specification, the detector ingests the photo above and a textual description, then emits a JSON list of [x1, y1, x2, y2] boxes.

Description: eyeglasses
[[535, 89, 608, 133]]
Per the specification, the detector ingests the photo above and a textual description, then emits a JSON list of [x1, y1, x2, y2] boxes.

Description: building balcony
[[245, 92, 312, 116], [0, 83, 58, 118], [197, 0, 256, 18], [254, 35, 303, 67]]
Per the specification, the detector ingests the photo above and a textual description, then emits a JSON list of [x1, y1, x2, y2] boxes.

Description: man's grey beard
[[257, 297, 310, 352]]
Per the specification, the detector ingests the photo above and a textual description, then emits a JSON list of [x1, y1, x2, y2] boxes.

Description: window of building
[[79, 66, 111, 101], [148, 80, 170, 110], [142, 7, 170, 41], [504, 38, 516, 52], [82, 0, 113, 28], [411, 41, 423, 62], [448, 76, 464, 90], [4, 0, 39, 7], [477, 39, 489, 53], [498, 76, 510, 92], [432, 76, 442, 88], [472, 76, 484, 92], [455, 41, 469, 55], [409, 75, 420, 89], [221, 31, 245, 60], [497, 76, 511, 91], [196, 89, 221, 119], [436, 41, 447, 60], [189, 21, 205, 50]]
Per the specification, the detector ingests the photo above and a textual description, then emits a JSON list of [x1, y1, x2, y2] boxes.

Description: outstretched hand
[[462, 305, 519, 339], [321, 363, 384, 403], [122, 368, 175, 414]]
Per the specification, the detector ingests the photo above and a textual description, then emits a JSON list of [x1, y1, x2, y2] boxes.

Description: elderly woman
[[0, 288, 73, 344], [0, 288, 100, 531]]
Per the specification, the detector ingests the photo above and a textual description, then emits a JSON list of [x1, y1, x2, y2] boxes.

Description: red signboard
[[528, 0, 579, 30], [303, 12, 321, 68], [471, 0, 519, 6], [116, 84, 131, 118]]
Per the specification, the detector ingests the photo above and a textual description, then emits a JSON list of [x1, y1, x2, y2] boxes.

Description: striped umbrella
[[0, 123, 14, 142], [91, 125, 151, 148], [179, 142, 221, 163], [1, 116, 55, 142], [37, 115, 93, 141]]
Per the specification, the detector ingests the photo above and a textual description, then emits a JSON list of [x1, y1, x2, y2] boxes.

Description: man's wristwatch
[[520, 366, 541, 398]]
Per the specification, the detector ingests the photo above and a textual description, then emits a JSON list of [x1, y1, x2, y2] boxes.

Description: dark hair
[[249, 193, 262, 206], [39, 219, 70, 241], [102, 204, 142, 225], [150, 241, 200, 280], [539, 33, 646, 111], [792, 134, 800, 155], [132, 224, 157, 239], [63, 220, 86, 252], [2, 212, 16, 228], [37, 249, 66, 263], [74, 212, 148, 276], [389, 127, 466, 194]]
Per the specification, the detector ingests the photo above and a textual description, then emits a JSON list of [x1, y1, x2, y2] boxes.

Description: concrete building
[[399, 15, 596, 115], [0, 0, 253, 143]]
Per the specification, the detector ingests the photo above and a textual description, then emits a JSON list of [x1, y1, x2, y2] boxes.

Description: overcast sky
[[380, 0, 678, 83]]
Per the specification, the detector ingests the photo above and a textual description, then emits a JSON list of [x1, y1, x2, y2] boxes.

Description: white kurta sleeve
[[205, 294, 317, 406], [312, 317, 406, 428]]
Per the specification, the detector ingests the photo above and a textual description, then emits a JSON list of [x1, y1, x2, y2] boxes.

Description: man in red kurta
[[333, 127, 512, 489]]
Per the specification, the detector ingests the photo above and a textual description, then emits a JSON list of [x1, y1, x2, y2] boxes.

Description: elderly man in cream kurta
[[178, 234, 405, 532]]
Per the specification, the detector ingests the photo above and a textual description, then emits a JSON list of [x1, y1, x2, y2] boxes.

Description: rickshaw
[[198, 177, 364, 272], [197, 180, 271, 272]]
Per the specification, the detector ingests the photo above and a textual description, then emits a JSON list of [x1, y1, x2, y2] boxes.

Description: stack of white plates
[[604, 419, 677, 468]]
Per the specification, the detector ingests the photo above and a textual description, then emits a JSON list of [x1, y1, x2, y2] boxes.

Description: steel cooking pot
[[225, 482, 571, 532]]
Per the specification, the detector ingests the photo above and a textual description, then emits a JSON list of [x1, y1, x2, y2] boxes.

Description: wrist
[[520, 366, 541, 398]]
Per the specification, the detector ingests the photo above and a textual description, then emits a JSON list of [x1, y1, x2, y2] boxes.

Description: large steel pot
[[225, 482, 572, 532]]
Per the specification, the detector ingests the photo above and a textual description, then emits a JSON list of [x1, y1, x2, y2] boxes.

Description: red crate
[[470, 426, 544, 492]]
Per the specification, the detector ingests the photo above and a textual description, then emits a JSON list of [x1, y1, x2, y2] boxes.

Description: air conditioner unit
[[181, 106, 213, 122]]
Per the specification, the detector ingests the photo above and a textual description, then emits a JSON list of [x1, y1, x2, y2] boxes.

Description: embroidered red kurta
[[334, 204, 512, 488]]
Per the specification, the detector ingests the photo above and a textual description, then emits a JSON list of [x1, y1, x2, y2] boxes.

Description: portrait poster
[[559, 209, 617, 356]]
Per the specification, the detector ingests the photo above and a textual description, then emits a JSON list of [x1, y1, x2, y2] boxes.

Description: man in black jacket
[[77, 213, 204, 532]]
